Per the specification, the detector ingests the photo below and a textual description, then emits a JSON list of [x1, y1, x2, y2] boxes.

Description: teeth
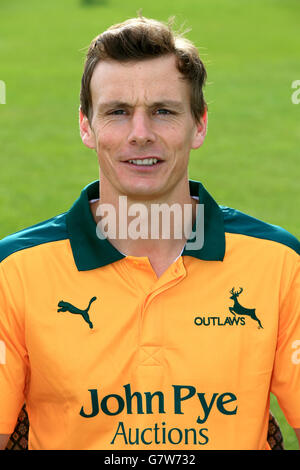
[[128, 158, 158, 165]]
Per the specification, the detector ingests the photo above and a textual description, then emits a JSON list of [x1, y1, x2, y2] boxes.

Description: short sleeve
[[271, 256, 300, 428], [0, 259, 29, 434]]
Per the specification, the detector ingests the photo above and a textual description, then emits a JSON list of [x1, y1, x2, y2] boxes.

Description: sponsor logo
[[194, 287, 263, 329], [57, 296, 96, 329], [79, 384, 237, 446]]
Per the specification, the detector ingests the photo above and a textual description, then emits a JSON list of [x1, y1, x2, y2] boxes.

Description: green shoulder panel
[[0, 213, 68, 263], [222, 206, 300, 255]]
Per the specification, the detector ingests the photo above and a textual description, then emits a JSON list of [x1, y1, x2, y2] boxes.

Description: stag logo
[[229, 288, 263, 329], [57, 296, 97, 329]]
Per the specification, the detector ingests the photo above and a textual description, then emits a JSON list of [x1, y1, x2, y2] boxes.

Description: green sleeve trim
[[0, 213, 68, 263], [222, 206, 300, 255]]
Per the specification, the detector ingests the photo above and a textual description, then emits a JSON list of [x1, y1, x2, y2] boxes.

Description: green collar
[[66, 180, 225, 271]]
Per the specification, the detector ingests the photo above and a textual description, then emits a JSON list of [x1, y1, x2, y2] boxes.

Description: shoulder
[[0, 213, 68, 263], [221, 206, 300, 256]]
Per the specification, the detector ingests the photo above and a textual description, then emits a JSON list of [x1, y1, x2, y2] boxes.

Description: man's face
[[80, 54, 206, 200]]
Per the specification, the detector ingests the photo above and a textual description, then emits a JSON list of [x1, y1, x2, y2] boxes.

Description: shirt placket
[[134, 257, 186, 389]]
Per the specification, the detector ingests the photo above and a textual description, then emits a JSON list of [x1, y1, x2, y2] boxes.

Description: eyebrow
[[96, 100, 185, 112], [152, 100, 185, 111]]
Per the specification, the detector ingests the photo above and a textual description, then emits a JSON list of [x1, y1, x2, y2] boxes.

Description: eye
[[156, 109, 172, 115], [109, 109, 127, 116]]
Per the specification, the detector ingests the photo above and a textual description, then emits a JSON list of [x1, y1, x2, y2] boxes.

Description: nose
[[127, 110, 156, 146]]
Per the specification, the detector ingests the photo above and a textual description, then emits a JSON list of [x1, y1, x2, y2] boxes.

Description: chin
[[121, 184, 164, 200]]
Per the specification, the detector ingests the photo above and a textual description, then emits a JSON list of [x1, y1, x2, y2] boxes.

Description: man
[[0, 16, 299, 450]]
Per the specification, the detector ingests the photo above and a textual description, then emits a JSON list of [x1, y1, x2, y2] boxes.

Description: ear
[[191, 108, 208, 150], [79, 108, 96, 149]]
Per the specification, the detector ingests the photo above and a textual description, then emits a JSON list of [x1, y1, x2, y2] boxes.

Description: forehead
[[89, 54, 190, 107]]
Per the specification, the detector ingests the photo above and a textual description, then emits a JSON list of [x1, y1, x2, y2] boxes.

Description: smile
[[128, 158, 159, 166]]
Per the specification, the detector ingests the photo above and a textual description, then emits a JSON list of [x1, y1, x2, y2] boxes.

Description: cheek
[[162, 119, 194, 144], [94, 119, 130, 153], [168, 128, 195, 156], [94, 129, 119, 158]]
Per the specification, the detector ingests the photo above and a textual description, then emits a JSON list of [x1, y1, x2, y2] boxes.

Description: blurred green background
[[1, 0, 299, 449]]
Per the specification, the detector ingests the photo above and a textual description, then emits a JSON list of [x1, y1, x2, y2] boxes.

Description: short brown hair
[[80, 16, 207, 123]]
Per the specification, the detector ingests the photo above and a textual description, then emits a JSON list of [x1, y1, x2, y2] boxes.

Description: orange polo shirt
[[0, 180, 299, 449]]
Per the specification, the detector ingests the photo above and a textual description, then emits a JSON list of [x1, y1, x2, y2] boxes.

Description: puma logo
[[57, 296, 97, 329]]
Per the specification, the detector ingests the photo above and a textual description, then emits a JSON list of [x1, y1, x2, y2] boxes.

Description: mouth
[[123, 157, 163, 168]]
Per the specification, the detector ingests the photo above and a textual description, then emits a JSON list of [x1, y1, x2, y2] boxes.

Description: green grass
[[270, 394, 299, 450], [1, 0, 299, 449]]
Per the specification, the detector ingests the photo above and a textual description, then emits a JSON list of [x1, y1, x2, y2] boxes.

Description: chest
[[24, 257, 279, 401]]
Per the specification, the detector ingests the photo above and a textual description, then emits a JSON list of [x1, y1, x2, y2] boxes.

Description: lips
[[122, 156, 163, 167], [128, 157, 158, 166]]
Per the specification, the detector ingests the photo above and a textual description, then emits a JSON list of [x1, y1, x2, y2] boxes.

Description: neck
[[90, 178, 197, 276]]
